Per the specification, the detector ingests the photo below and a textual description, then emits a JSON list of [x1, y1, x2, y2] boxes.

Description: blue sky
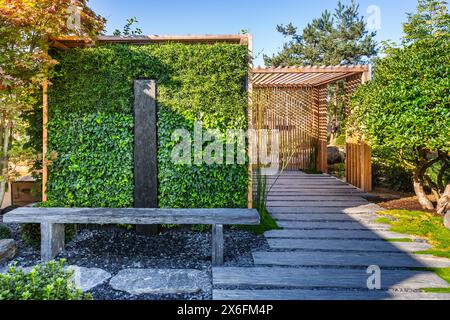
[[89, 0, 420, 66]]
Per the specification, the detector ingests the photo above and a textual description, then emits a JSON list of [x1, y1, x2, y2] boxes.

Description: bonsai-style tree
[[349, 0, 450, 211], [0, 0, 105, 205]]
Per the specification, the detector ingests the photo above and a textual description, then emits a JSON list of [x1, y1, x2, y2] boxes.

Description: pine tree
[[264, 0, 378, 67]]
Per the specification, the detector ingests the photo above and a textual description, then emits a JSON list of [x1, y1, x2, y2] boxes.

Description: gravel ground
[[0, 216, 268, 300]]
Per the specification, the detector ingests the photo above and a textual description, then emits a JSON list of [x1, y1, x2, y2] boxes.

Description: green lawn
[[376, 210, 450, 293], [416, 268, 450, 293], [385, 238, 413, 243], [376, 210, 450, 259]]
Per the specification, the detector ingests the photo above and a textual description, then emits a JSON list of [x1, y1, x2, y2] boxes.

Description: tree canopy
[[349, 0, 450, 210], [0, 0, 105, 204], [403, 0, 450, 43], [264, 0, 378, 66], [0, 0, 105, 89]]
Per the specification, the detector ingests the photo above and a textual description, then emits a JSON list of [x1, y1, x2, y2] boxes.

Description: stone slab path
[[213, 172, 450, 300], [109, 269, 210, 295]]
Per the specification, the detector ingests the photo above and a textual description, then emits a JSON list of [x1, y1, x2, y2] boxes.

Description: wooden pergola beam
[[313, 72, 362, 87], [252, 65, 370, 74], [49, 34, 247, 48]]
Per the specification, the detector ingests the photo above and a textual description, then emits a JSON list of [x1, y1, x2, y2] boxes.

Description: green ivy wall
[[47, 43, 249, 208]]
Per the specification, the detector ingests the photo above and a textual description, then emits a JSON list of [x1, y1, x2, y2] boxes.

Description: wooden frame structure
[[48, 34, 251, 49], [42, 35, 372, 209], [43, 34, 254, 207], [252, 65, 372, 191]]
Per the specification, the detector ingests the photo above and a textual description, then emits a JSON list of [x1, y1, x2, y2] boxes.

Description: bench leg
[[212, 224, 224, 266], [41, 223, 65, 262]]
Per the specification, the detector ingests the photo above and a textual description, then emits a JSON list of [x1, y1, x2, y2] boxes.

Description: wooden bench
[[3, 208, 260, 266]]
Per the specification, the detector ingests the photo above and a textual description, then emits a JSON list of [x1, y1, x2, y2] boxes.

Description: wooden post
[[42, 80, 48, 202], [360, 142, 372, 192], [316, 85, 328, 173], [361, 67, 372, 192], [41, 222, 64, 261], [134, 80, 158, 235], [247, 34, 253, 209], [212, 224, 224, 266]]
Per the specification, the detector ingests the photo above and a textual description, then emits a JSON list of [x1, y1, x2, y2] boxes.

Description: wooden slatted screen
[[252, 69, 372, 192], [345, 74, 372, 192], [253, 87, 319, 171]]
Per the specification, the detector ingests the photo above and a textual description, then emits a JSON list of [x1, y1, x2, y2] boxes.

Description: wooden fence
[[346, 137, 372, 192]]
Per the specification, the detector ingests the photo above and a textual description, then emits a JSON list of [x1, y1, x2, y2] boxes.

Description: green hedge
[[46, 43, 249, 208]]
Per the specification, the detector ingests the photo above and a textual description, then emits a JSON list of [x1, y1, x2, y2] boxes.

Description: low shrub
[[0, 224, 12, 239], [328, 162, 345, 179], [21, 224, 77, 249], [372, 149, 413, 192], [0, 260, 92, 300]]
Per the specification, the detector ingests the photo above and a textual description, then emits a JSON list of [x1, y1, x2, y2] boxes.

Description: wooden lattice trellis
[[252, 87, 317, 170]]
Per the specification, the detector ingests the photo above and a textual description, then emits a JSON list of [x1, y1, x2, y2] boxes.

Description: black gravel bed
[[0, 219, 268, 300]]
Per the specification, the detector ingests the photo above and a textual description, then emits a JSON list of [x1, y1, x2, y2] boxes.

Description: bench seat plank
[[4, 207, 260, 264], [3, 208, 260, 225]]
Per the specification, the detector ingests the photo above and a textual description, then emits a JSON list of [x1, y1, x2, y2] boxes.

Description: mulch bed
[[369, 187, 436, 213]]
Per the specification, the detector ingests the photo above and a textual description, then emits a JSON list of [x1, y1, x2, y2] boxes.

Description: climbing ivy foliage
[[46, 43, 249, 208], [348, 37, 450, 158]]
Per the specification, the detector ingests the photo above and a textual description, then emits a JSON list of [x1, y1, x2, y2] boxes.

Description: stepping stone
[[271, 213, 377, 222], [213, 289, 450, 300], [269, 184, 360, 189], [67, 266, 112, 292], [213, 267, 449, 290], [269, 207, 373, 214], [0, 239, 16, 263], [276, 221, 389, 230], [265, 179, 339, 182], [109, 269, 209, 295], [343, 204, 385, 214], [252, 251, 450, 268], [0, 265, 8, 274], [266, 238, 431, 252], [267, 191, 366, 196], [267, 196, 367, 201], [264, 229, 412, 240], [267, 201, 369, 207]]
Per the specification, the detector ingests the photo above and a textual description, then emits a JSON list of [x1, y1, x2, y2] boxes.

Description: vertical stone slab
[[212, 225, 224, 266], [134, 80, 158, 235], [41, 222, 65, 261]]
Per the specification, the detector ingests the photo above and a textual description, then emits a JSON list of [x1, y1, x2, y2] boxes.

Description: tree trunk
[[445, 212, 450, 230], [0, 123, 10, 208], [437, 184, 450, 216], [413, 171, 435, 210]]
